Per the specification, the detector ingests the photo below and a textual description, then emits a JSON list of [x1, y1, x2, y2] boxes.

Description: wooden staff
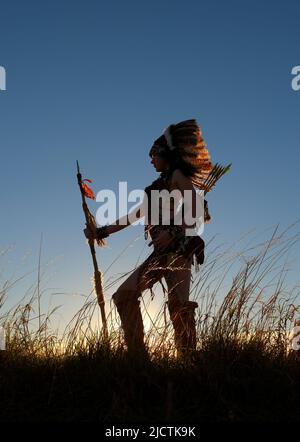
[[76, 161, 108, 340]]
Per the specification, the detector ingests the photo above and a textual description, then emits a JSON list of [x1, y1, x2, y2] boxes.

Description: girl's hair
[[169, 153, 199, 177], [153, 148, 198, 178], [149, 120, 213, 191]]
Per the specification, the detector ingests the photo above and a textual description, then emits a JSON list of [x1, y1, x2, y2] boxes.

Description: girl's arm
[[172, 169, 198, 232], [106, 196, 146, 234], [84, 196, 146, 240]]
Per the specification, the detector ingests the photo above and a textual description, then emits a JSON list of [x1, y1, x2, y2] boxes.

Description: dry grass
[[0, 224, 300, 422]]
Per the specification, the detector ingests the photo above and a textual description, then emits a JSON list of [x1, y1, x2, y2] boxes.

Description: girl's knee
[[112, 287, 140, 305]]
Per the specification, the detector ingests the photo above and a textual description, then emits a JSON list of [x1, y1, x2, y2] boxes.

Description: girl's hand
[[83, 223, 98, 240], [149, 230, 173, 252], [84, 224, 111, 241]]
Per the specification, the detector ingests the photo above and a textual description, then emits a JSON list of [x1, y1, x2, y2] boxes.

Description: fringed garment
[[136, 170, 205, 298]]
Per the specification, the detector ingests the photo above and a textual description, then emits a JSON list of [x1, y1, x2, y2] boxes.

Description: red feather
[[81, 179, 95, 200]]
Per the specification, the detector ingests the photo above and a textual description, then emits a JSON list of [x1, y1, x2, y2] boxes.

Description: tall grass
[[0, 224, 299, 422]]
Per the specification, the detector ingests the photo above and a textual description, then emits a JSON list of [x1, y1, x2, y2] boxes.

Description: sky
[[0, 0, 299, 330]]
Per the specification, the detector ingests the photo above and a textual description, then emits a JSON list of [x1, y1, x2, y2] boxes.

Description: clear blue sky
[[0, 0, 299, 327]]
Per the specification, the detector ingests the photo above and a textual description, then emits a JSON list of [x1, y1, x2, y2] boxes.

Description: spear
[[76, 160, 108, 340]]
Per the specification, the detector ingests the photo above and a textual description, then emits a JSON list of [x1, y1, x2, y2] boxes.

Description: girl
[[85, 119, 212, 358]]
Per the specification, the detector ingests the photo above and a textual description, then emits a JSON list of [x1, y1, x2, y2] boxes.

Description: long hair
[[149, 120, 213, 190]]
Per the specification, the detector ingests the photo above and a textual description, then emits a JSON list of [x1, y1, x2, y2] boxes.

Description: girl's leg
[[112, 252, 167, 355], [164, 253, 198, 356], [163, 253, 192, 301]]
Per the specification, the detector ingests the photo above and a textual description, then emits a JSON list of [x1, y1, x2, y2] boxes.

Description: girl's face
[[150, 154, 170, 172]]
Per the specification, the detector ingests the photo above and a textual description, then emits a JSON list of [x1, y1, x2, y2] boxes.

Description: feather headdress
[[149, 119, 214, 191]]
